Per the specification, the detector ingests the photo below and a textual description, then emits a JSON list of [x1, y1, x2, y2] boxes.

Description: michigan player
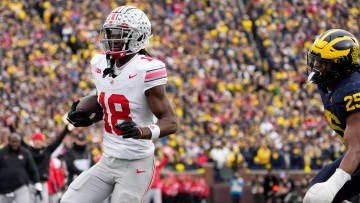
[[303, 29, 360, 203], [61, 6, 177, 203]]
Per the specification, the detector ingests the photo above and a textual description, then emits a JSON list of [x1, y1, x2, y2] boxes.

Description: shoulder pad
[[333, 81, 360, 104], [137, 55, 165, 70], [90, 52, 106, 66]]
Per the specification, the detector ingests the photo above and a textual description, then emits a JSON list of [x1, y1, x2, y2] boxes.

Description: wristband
[[148, 124, 160, 140], [138, 128, 143, 139]]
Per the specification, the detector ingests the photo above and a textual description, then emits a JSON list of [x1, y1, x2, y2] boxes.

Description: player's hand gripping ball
[[67, 95, 104, 127]]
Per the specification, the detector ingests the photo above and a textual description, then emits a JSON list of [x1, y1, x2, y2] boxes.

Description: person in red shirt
[[47, 159, 65, 203], [192, 177, 209, 203], [177, 174, 193, 202], [200, 178, 210, 200], [196, 150, 209, 167], [161, 173, 179, 203]]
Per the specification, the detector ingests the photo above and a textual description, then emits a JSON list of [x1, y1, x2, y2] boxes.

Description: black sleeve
[[46, 126, 70, 153], [64, 151, 82, 175], [24, 148, 40, 183]]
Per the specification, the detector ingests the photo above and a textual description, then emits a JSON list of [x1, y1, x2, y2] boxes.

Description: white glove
[[35, 182, 42, 191], [34, 182, 43, 200], [62, 113, 75, 131], [303, 168, 351, 203]]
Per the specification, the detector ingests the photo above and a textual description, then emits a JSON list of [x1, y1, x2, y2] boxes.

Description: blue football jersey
[[320, 72, 360, 142]]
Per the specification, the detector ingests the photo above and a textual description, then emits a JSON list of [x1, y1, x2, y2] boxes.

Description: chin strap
[[103, 53, 117, 78]]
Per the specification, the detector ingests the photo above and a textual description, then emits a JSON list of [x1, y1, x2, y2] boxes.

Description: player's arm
[[68, 59, 101, 128], [143, 84, 178, 138], [304, 113, 360, 203], [339, 111, 360, 172], [115, 85, 177, 139], [46, 125, 72, 153]]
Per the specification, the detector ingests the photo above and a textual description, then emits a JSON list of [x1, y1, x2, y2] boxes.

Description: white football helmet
[[100, 6, 152, 59]]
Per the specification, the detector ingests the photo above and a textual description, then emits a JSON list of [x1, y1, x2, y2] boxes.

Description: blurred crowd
[[1, 0, 360, 202]]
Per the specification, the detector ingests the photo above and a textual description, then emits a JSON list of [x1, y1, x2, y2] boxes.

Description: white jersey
[[90, 53, 167, 160]]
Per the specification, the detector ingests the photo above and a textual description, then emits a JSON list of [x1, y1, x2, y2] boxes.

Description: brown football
[[76, 94, 104, 120]]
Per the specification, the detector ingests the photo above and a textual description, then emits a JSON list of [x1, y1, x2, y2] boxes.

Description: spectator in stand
[[0, 133, 41, 203], [191, 177, 209, 203], [177, 174, 193, 203], [282, 145, 291, 169], [310, 148, 323, 170], [290, 146, 304, 170], [22, 125, 72, 203], [210, 140, 230, 182], [227, 146, 244, 174], [270, 149, 285, 169], [242, 145, 256, 169], [0, 127, 11, 148], [196, 148, 209, 167], [161, 173, 179, 203]]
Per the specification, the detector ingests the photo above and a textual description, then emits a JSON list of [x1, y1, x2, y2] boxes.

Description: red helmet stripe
[[109, 6, 124, 24]]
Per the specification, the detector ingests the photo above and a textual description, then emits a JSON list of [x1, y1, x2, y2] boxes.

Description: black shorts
[[311, 155, 360, 203]]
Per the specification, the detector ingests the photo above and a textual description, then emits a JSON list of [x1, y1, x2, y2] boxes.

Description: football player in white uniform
[[61, 6, 177, 203]]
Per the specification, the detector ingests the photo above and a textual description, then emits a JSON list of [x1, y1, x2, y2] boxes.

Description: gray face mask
[[100, 28, 133, 57]]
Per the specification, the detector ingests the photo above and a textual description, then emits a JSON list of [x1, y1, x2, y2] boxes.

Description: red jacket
[[162, 177, 179, 196], [196, 154, 208, 166], [46, 160, 65, 194], [178, 179, 193, 194], [200, 183, 209, 197], [191, 182, 209, 197]]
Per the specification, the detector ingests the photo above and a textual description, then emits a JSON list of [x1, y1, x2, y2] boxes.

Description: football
[[76, 94, 104, 120]]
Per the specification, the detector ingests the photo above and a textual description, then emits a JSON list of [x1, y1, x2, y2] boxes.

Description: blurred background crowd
[[1, 0, 359, 202]]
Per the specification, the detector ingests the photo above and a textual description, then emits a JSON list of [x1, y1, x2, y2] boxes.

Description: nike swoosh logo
[[136, 169, 145, 173], [129, 74, 137, 79]]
